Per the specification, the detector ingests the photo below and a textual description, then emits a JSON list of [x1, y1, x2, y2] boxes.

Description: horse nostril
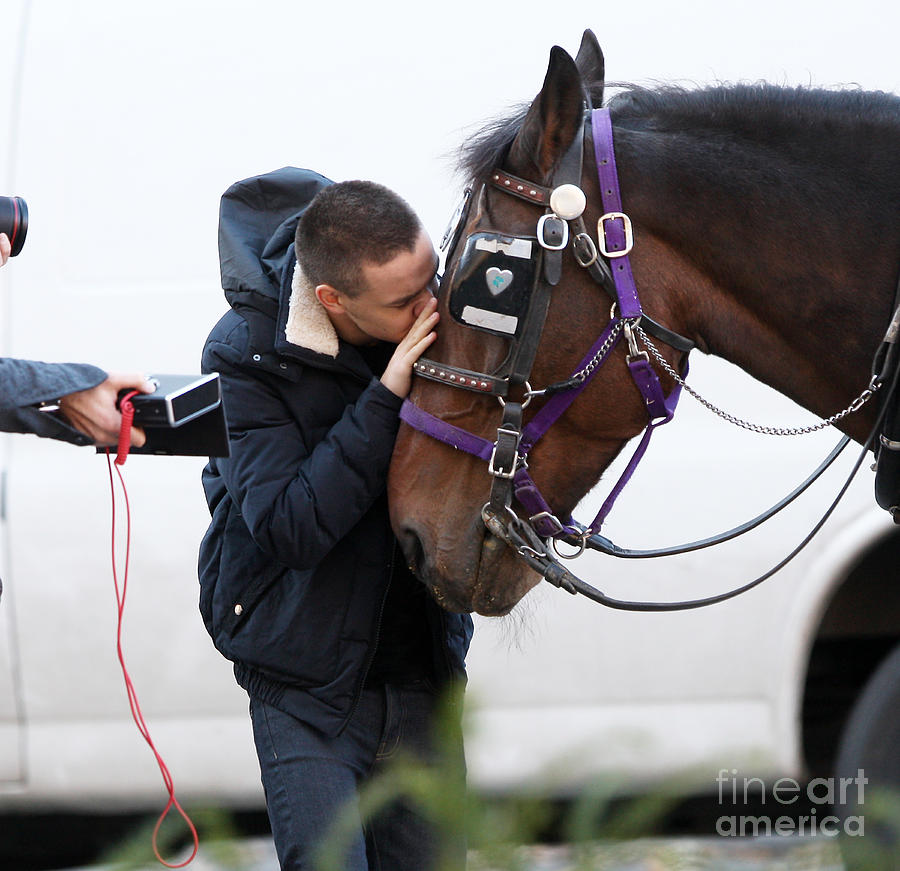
[[398, 525, 425, 580]]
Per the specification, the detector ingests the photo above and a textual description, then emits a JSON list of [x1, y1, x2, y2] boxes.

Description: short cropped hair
[[295, 180, 422, 297]]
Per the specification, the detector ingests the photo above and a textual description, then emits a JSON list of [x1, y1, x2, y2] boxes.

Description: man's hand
[[0, 234, 10, 267], [58, 372, 156, 446], [381, 297, 439, 398]]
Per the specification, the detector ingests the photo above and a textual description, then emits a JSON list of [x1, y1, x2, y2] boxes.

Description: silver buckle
[[573, 232, 599, 267], [529, 511, 564, 536], [598, 212, 634, 258], [537, 214, 569, 251], [488, 427, 520, 479]]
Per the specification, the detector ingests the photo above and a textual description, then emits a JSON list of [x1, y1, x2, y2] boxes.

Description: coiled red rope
[[107, 391, 199, 867]]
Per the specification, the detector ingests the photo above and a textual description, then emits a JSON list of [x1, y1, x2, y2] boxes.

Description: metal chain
[[635, 325, 880, 436], [572, 320, 625, 383]]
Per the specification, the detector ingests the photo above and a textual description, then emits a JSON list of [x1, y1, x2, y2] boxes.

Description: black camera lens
[[0, 196, 28, 257]]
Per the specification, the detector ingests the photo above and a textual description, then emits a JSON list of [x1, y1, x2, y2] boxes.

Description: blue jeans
[[250, 682, 465, 871]]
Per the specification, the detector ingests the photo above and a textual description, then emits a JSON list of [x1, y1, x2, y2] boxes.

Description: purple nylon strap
[[520, 320, 623, 454], [591, 108, 642, 320], [399, 400, 493, 461], [589, 358, 686, 530], [512, 358, 687, 538]]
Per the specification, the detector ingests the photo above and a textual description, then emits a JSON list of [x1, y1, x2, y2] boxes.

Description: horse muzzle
[[396, 514, 539, 616]]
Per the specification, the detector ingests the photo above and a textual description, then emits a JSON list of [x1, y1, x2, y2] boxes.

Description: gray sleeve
[[0, 358, 108, 445]]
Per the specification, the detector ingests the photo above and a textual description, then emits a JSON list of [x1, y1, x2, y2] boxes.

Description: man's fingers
[[400, 312, 439, 351], [407, 297, 438, 333], [105, 372, 156, 395], [130, 425, 147, 448], [400, 331, 438, 365]]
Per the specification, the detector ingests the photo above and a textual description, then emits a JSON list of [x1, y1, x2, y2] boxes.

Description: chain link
[[572, 321, 625, 383], [635, 325, 880, 436]]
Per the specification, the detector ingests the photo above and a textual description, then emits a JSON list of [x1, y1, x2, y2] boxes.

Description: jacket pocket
[[209, 502, 284, 644]]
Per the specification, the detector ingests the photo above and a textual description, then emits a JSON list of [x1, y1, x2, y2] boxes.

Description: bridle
[[399, 105, 892, 612]]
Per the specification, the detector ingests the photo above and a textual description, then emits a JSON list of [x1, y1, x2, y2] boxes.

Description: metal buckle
[[488, 426, 520, 479], [537, 214, 569, 251], [598, 212, 634, 258], [573, 232, 599, 267], [529, 511, 564, 536]]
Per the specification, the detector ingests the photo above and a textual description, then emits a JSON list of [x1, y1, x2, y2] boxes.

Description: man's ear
[[315, 284, 345, 314]]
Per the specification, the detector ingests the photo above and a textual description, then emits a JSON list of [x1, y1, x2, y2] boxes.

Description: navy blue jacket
[[198, 168, 473, 737]]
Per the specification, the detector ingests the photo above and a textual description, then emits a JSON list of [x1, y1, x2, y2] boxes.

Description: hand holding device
[[61, 373, 155, 447]]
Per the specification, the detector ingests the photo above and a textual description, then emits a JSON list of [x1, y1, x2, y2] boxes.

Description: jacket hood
[[218, 167, 332, 318]]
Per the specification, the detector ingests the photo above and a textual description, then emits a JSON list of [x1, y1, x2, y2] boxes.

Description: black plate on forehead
[[448, 231, 540, 338]]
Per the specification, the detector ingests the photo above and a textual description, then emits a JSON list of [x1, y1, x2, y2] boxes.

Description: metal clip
[[509, 513, 548, 559], [623, 320, 648, 363]]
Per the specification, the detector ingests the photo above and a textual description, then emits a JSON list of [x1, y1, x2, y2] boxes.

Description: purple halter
[[400, 108, 688, 544]]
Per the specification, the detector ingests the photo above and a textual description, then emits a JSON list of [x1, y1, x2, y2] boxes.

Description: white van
[[1, 0, 898, 818]]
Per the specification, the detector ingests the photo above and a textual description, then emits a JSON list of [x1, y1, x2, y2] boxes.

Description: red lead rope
[[107, 393, 199, 867], [116, 390, 139, 466]]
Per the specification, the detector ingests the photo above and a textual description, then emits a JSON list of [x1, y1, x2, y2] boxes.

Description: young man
[[198, 168, 473, 870]]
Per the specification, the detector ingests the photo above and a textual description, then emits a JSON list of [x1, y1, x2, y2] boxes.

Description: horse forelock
[[457, 80, 607, 184]]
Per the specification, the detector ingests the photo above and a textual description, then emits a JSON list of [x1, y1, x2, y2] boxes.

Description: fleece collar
[[285, 261, 340, 359]]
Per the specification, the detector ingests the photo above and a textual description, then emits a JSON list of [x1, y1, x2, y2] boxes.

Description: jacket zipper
[[337, 539, 395, 734]]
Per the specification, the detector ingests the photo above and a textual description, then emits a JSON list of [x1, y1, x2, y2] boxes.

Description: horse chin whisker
[[494, 596, 537, 650]]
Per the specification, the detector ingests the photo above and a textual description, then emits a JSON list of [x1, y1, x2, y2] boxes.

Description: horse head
[[390, 30, 899, 616], [389, 32, 690, 616]]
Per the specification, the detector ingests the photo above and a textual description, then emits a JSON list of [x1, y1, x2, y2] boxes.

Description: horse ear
[[574, 29, 604, 105], [507, 46, 586, 182]]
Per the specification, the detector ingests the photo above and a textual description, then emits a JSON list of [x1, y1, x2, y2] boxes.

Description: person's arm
[[0, 240, 155, 444], [0, 358, 153, 445], [204, 307, 436, 570], [206, 340, 403, 569]]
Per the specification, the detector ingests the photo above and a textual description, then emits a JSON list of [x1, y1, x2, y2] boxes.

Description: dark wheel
[[834, 639, 900, 871]]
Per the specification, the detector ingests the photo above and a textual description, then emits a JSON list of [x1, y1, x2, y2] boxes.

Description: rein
[[400, 106, 889, 612]]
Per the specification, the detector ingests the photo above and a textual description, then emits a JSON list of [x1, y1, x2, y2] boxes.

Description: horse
[[388, 29, 900, 617]]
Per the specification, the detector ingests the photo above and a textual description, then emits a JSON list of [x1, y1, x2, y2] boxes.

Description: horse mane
[[458, 80, 900, 184], [609, 82, 900, 151]]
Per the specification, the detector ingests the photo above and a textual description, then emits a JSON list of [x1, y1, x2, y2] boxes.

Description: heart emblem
[[486, 267, 513, 296]]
